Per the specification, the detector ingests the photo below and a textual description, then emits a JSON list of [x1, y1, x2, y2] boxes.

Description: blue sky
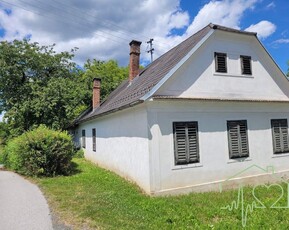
[[179, 0, 289, 74], [0, 0, 288, 74]]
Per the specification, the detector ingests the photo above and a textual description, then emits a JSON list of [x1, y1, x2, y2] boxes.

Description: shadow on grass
[[68, 161, 82, 176]]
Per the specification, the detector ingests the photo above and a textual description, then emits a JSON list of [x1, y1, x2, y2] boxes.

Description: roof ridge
[[209, 23, 257, 36]]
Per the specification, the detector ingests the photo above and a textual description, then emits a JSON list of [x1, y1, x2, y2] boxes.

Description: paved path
[[0, 170, 53, 230]]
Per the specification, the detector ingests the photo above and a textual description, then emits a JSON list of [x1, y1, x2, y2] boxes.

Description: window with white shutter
[[227, 120, 249, 159], [241, 55, 252, 75], [82, 129, 86, 148], [173, 122, 199, 165], [271, 119, 289, 154], [92, 128, 96, 152], [215, 52, 227, 73]]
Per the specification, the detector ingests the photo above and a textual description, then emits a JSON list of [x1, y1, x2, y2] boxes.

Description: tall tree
[[83, 59, 129, 101], [0, 39, 87, 135]]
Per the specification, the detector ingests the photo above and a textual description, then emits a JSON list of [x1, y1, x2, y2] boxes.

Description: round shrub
[[4, 125, 75, 176]]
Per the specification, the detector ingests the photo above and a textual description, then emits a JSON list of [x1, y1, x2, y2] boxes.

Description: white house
[[73, 24, 289, 196]]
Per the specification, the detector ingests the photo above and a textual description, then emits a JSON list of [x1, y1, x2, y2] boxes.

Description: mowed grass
[[35, 159, 289, 229]]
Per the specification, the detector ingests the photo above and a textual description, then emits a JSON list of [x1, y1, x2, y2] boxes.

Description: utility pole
[[146, 38, 154, 63]]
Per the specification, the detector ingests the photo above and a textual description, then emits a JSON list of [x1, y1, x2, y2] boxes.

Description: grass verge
[[35, 159, 289, 229]]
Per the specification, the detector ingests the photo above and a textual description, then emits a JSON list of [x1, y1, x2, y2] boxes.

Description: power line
[[146, 38, 154, 62], [3, 0, 171, 49], [47, 0, 171, 49], [0, 0, 175, 59], [7, 0, 131, 44]]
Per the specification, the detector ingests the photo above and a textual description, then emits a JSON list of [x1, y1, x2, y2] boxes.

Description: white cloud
[[168, 11, 190, 29], [266, 2, 276, 9], [273, 39, 289, 44], [185, 0, 258, 36], [0, 0, 188, 65], [0, 0, 275, 66], [245, 20, 276, 39]]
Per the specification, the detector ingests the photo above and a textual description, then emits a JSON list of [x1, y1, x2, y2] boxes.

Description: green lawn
[[35, 159, 289, 229]]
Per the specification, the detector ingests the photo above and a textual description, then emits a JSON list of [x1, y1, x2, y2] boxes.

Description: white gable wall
[[77, 105, 151, 193], [156, 30, 289, 100]]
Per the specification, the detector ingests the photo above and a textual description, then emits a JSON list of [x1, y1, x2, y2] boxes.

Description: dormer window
[[241, 55, 252, 75]]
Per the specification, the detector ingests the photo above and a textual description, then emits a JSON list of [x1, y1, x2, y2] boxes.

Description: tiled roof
[[76, 24, 256, 123]]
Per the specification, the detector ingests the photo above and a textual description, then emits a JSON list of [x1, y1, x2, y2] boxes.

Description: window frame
[[240, 55, 252, 75], [92, 128, 96, 152], [215, 52, 227, 73], [173, 121, 200, 165], [227, 120, 249, 159], [81, 129, 86, 148], [271, 119, 289, 154]]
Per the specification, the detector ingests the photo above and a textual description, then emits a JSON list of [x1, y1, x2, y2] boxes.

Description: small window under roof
[[215, 52, 227, 73], [241, 55, 252, 75]]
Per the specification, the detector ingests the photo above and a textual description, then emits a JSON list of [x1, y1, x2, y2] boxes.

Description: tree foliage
[[83, 59, 129, 101], [0, 39, 130, 137], [0, 39, 88, 135]]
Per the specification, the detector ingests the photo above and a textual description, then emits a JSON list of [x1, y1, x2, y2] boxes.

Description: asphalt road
[[0, 170, 53, 230]]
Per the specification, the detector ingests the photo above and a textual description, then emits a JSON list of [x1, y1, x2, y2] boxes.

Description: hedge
[[3, 125, 75, 176]]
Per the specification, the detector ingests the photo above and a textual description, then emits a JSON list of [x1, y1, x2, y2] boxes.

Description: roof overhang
[[76, 99, 144, 124], [152, 96, 289, 103]]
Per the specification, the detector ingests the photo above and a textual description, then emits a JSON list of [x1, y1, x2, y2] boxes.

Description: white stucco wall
[[77, 105, 151, 193], [156, 30, 289, 100], [75, 29, 289, 195], [148, 100, 289, 195]]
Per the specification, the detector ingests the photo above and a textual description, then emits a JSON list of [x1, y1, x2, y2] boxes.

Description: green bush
[[74, 148, 84, 158], [3, 125, 75, 176], [0, 150, 4, 164]]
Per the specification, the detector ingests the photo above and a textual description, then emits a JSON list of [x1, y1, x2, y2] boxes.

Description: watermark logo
[[219, 165, 289, 227]]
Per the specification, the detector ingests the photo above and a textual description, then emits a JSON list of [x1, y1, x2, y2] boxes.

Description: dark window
[[92, 128, 96, 152], [271, 119, 289, 154], [227, 120, 249, 159], [241, 55, 252, 75], [173, 122, 199, 165], [215, 52, 227, 73], [82, 130, 86, 148]]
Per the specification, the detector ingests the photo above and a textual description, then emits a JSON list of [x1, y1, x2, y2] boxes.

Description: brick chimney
[[92, 78, 101, 109], [129, 40, 142, 82]]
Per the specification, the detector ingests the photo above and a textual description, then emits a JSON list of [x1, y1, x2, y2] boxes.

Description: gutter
[[153, 96, 289, 103]]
